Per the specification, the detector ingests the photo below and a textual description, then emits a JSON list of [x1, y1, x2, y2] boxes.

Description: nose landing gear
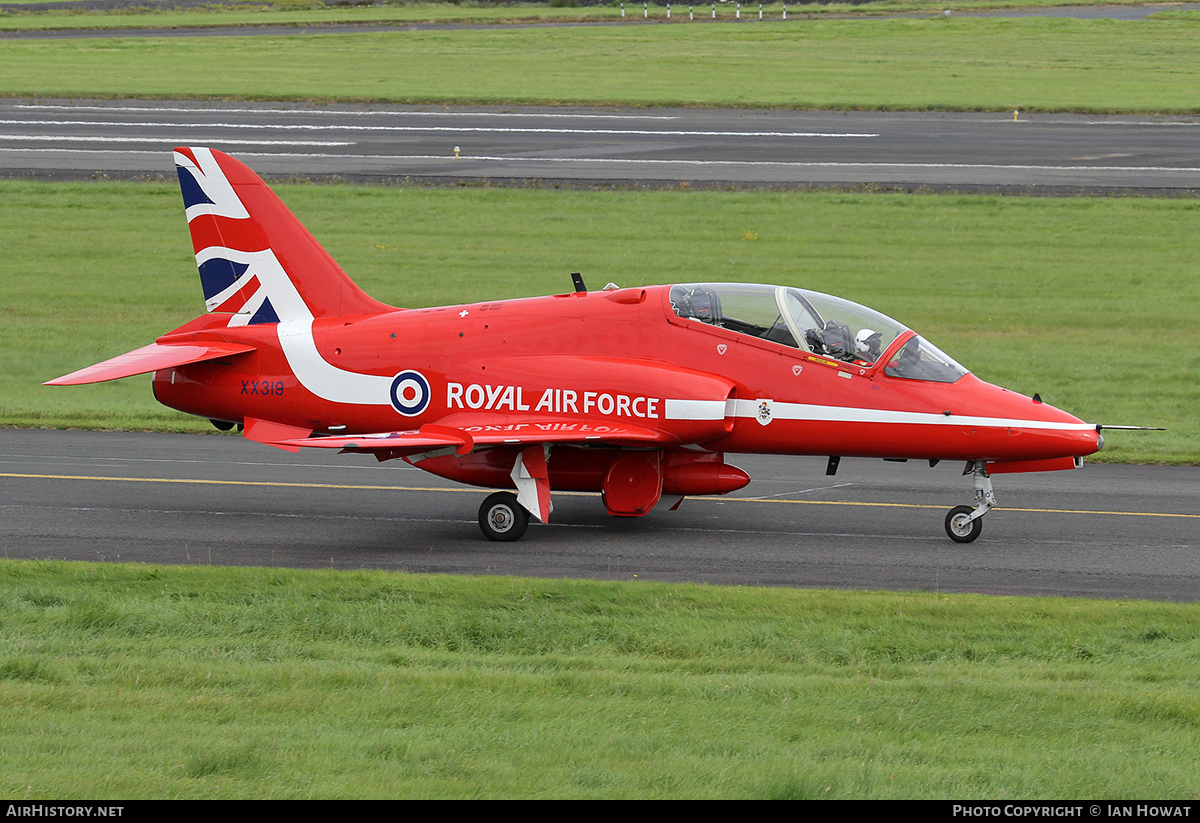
[[945, 460, 994, 543]]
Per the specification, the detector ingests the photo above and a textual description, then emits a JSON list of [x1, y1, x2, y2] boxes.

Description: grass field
[[1, 559, 1198, 798], [5, 179, 1195, 463], [3, 15, 1200, 112]]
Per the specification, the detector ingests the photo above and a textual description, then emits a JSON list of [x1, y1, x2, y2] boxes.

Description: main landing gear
[[479, 492, 530, 542], [945, 460, 995, 544]]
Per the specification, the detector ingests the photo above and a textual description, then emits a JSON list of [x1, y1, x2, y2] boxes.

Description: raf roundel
[[389, 370, 431, 417]]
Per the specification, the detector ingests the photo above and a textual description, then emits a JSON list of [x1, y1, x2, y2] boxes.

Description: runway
[[3, 428, 1197, 601], [3, 99, 1200, 193]]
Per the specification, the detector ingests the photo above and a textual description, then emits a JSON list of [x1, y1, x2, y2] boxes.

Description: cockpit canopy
[[669, 283, 968, 384]]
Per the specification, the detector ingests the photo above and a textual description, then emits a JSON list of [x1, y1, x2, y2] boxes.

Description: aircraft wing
[[265, 415, 667, 458], [45, 341, 257, 386]]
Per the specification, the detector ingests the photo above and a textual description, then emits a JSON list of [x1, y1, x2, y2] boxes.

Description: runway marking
[[4, 147, 1196, 176], [717, 495, 1200, 518], [0, 452, 420, 471], [0, 134, 354, 147], [432, 155, 1200, 174], [20, 105, 1200, 128], [740, 482, 853, 499], [0, 118, 878, 138], [0, 471, 466, 495], [17, 104, 684, 121], [4, 472, 1198, 519]]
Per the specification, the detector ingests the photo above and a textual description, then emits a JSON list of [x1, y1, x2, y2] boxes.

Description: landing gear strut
[[945, 460, 995, 544], [479, 492, 529, 542]]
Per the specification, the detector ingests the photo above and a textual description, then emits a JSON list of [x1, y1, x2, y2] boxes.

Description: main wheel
[[944, 505, 983, 543], [479, 492, 529, 542]]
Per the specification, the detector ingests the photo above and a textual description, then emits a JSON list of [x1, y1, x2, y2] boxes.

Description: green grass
[[0, 0, 629, 31], [4, 179, 1195, 463], [4, 16, 1200, 113], [1, 559, 1198, 798]]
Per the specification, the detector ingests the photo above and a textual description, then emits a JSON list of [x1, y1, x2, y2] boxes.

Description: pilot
[[671, 286, 718, 325], [855, 328, 883, 363]]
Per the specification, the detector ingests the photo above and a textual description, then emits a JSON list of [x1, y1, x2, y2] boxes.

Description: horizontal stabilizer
[[45, 341, 256, 386], [243, 417, 315, 453]]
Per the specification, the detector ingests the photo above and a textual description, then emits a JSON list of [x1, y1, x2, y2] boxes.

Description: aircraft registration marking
[[241, 379, 285, 396]]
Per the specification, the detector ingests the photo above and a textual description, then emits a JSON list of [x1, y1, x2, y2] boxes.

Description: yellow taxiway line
[[3, 471, 1197, 520]]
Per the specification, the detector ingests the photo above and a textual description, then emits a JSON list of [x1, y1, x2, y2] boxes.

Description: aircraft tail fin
[[173, 147, 391, 326]]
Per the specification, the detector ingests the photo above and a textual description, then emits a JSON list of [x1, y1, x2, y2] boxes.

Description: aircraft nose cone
[[965, 379, 1101, 462]]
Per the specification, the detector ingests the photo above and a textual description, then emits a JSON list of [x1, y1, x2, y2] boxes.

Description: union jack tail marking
[[174, 147, 391, 326]]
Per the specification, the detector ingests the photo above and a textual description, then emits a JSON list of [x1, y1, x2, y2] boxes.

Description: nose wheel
[[944, 460, 994, 544], [945, 505, 984, 543], [479, 492, 530, 542]]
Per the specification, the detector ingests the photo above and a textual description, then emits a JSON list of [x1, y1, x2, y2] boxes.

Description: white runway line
[[0, 134, 354, 147], [17, 103, 684, 121], [4, 146, 1197, 176], [0, 118, 877, 139]]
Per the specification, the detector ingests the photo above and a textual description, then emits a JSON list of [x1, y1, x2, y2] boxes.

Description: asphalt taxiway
[[3, 428, 1196, 600]]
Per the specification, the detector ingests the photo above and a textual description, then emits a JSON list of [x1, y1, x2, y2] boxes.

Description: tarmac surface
[[4, 99, 1200, 194], [3, 429, 1197, 600]]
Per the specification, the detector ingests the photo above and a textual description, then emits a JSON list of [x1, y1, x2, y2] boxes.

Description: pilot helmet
[[856, 328, 882, 356]]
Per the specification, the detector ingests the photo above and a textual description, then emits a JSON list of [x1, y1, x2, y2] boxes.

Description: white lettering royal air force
[[446, 382, 660, 419]]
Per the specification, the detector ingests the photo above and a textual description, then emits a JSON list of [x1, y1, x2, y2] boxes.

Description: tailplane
[[174, 147, 391, 325]]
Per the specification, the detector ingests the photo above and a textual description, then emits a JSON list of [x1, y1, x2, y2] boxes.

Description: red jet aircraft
[[49, 147, 1108, 543]]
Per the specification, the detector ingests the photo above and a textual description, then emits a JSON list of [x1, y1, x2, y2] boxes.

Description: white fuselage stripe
[[663, 399, 727, 421], [727, 399, 1093, 432], [277, 318, 393, 405]]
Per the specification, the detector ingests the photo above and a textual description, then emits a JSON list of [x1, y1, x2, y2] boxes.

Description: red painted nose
[[965, 379, 1101, 464]]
